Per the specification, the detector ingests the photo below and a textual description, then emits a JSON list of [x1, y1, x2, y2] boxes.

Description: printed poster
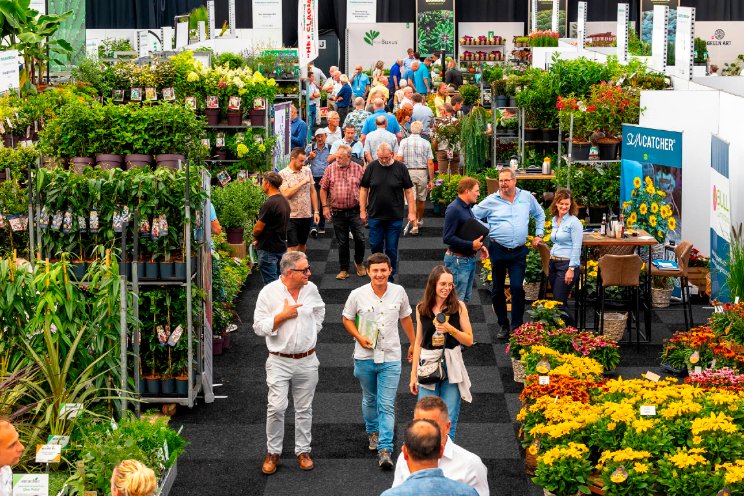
[[416, 0, 455, 57], [347, 0, 376, 24], [710, 135, 732, 302]]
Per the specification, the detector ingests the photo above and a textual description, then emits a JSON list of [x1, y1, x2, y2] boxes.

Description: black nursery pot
[[161, 378, 176, 395], [175, 378, 189, 396], [159, 261, 175, 279], [144, 261, 159, 280], [174, 262, 187, 280], [145, 377, 161, 395], [69, 262, 87, 281]]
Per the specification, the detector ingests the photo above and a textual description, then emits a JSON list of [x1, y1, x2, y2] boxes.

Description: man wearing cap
[[306, 129, 331, 237]]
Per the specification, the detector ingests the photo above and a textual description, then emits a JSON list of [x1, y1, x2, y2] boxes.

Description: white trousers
[[265, 352, 320, 455]]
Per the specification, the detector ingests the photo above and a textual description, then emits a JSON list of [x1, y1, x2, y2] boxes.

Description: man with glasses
[[360, 143, 416, 282], [254, 251, 326, 475], [319, 111, 342, 146], [472, 168, 545, 339]]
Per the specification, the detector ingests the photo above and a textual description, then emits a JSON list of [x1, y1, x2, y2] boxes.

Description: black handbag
[[417, 351, 446, 384]]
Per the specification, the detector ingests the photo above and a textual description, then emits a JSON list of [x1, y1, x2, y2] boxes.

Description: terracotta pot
[[125, 154, 152, 170], [69, 157, 94, 174], [95, 154, 123, 170], [205, 108, 220, 125], [155, 154, 185, 170]]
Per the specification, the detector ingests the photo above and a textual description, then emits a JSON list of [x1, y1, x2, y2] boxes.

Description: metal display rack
[[517, 107, 563, 167], [204, 107, 271, 169], [560, 113, 620, 190]]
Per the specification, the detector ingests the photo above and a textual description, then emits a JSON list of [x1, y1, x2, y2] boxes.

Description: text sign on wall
[[347, 0, 376, 24], [675, 6, 695, 80], [617, 3, 629, 63], [253, 0, 282, 30], [346, 23, 415, 73]]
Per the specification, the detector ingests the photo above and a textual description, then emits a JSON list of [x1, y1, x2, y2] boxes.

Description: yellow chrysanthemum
[[668, 217, 676, 230], [633, 463, 649, 474], [691, 412, 738, 436], [651, 203, 659, 213], [649, 215, 657, 228], [718, 461, 744, 485], [639, 203, 648, 215], [634, 177, 642, 188]]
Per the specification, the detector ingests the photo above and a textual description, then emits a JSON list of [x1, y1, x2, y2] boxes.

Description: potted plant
[[142, 327, 162, 395], [584, 82, 642, 160], [556, 95, 593, 160], [533, 442, 592, 496], [211, 181, 255, 244], [458, 84, 480, 107], [687, 247, 710, 293], [524, 249, 543, 301]]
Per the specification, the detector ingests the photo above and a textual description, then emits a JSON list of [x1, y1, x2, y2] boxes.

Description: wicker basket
[[598, 245, 636, 256], [602, 312, 627, 341], [524, 282, 541, 301], [512, 358, 526, 383], [652, 287, 673, 308]]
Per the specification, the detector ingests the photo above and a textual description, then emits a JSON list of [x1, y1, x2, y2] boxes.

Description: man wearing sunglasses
[[254, 251, 326, 475]]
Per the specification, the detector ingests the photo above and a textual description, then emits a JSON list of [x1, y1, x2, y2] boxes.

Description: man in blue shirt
[[402, 48, 417, 71], [335, 74, 353, 124], [388, 59, 402, 111], [306, 129, 331, 236], [350, 64, 370, 98], [290, 105, 307, 150], [381, 419, 477, 496], [472, 168, 545, 339], [360, 98, 401, 141], [442, 177, 486, 303], [413, 58, 431, 95]]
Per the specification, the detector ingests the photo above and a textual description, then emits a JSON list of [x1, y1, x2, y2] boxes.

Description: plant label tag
[[538, 376, 550, 385], [46, 435, 69, 448], [718, 487, 732, 496], [640, 405, 656, 416], [59, 403, 82, 419], [12, 473, 49, 495], [35, 444, 61, 463], [694, 366, 702, 375], [110, 418, 118, 431], [711, 359, 717, 369], [163, 440, 170, 461], [736, 297, 740, 304], [644, 371, 660, 382]]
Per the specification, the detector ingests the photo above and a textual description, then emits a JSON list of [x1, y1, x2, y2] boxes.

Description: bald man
[[0, 420, 24, 496]]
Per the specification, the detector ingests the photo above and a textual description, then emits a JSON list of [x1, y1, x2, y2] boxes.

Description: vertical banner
[[620, 124, 684, 245], [253, 0, 283, 30], [551, 0, 559, 33], [535, 0, 566, 36], [531, 0, 538, 33], [641, 0, 679, 43], [201, 170, 215, 403], [651, 5, 669, 71], [298, 0, 319, 65], [710, 135, 732, 302], [49, 0, 86, 72], [576, 2, 587, 50], [674, 6, 695, 80], [273, 101, 292, 171], [207, 0, 215, 39], [617, 3, 629, 63], [416, 0, 455, 58], [347, 0, 377, 24]]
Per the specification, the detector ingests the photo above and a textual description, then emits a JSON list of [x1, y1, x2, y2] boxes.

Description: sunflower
[[645, 176, 653, 186], [668, 217, 676, 230], [658, 230, 664, 239], [646, 185, 656, 195], [649, 214, 657, 227], [628, 212, 637, 225], [651, 203, 659, 213], [634, 177, 642, 188], [639, 203, 648, 215]]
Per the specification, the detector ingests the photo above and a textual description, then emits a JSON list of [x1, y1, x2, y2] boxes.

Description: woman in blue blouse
[[548, 189, 583, 326]]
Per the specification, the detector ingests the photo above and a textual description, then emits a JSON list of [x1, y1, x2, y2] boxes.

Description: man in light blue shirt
[[381, 419, 477, 496], [411, 93, 434, 138], [360, 98, 402, 139], [472, 168, 545, 339], [351, 64, 370, 98], [413, 58, 431, 95], [402, 48, 417, 71]]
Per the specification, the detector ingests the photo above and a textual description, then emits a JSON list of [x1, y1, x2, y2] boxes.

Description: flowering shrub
[[657, 447, 723, 496], [622, 175, 674, 243], [533, 442, 592, 496], [528, 299, 567, 329], [556, 82, 642, 141]]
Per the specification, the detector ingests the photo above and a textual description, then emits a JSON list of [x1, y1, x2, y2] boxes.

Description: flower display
[[622, 176, 674, 243], [533, 442, 592, 496], [528, 299, 567, 330], [522, 346, 604, 381], [685, 367, 744, 391], [556, 83, 641, 141]]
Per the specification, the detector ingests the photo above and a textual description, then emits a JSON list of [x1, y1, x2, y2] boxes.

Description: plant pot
[[541, 128, 558, 142], [161, 377, 176, 395], [175, 377, 189, 396], [431, 202, 443, 216], [524, 282, 541, 301], [508, 96, 517, 107], [512, 358, 526, 384], [597, 138, 621, 161], [495, 95, 508, 108], [222, 332, 232, 350], [213, 335, 224, 355], [69, 157, 94, 174], [69, 261, 86, 280], [226, 227, 245, 244], [567, 140, 591, 161], [155, 154, 184, 170], [137, 262, 146, 280], [250, 109, 266, 126], [174, 262, 187, 280], [142, 261, 159, 280], [602, 312, 627, 341], [215, 149, 228, 160], [159, 261, 175, 279], [95, 154, 123, 170], [139, 378, 147, 394], [144, 377, 161, 395], [524, 128, 541, 142], [125, 262, 133, 281], [226, 109, 243, 126], [652, 287, 673, 308], [124, 154, 152, 170], [205, 108, 220, 125]]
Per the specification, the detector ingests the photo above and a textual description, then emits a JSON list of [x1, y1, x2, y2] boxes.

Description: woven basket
[[652, 287, 673, 308], [512, 358, 526, 383], [603, 312, 627, 341], [598, 245, 636, 256], [524, 282, 541, 301]]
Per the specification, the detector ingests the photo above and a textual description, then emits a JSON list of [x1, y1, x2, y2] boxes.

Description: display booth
[[345, 23, 415, 72]]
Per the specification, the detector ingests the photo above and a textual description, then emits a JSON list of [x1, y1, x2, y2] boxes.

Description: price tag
[[35, 444, 62, 463], [694, 366, 702, 375], [12, 474, 49, 495], [59, 403, 82, 419], [538, 376, 550, 385], [711, 359, 717, 369], [644, 371, 660, 382], [640, 405, 656, 416], [46, 435, 69, 448]]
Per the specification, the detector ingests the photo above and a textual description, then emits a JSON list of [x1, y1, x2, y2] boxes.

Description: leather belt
[[489, 239, 521, 252], [446, 250, 473, 258], [550, 256, 570, 261], [270, 348, 316, 360], [408, 168, 429, 170]]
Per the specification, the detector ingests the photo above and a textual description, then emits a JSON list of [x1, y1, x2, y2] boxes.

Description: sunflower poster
[[416, 0, 455, 58], [620, 124, 683, 246]]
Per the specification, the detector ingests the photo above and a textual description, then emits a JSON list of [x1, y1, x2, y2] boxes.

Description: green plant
[[727, 223, 744, 301], [214, 52, 244, 69], [524, 249, 543, 284], [723, 54, 744, 76], [628, 29, 651, 56], [430, 174, 462, 205], [458, 84, 480, 106], [211, 181, 261, 229], [97, 38, 133, 59], [460, 106, 490, 174], [694, 37, 708, 64], [529, 30, 559, 47], [533, 442, 592, 495]]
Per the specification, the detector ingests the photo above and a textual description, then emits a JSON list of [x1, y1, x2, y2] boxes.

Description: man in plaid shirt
[[396, 121, 436, 235], [343, 97, 371, 140], [319, 144, 367, 280]]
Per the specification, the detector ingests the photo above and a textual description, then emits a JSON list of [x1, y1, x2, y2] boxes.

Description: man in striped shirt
[[396, 121, 436, 235], [319, 144, 366, 280]]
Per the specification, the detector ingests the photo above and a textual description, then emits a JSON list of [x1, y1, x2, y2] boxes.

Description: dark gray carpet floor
[[171, 208, 712, 496]]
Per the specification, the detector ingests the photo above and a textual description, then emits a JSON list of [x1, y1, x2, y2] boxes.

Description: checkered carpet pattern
[[172, 209, 711, 495]]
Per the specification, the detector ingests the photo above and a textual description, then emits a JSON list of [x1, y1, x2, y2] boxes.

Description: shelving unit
[[205, 106, 271, 170], [517, 107, 563, 166], [457, 39, 506, 70], [491, 106, 519, 168]]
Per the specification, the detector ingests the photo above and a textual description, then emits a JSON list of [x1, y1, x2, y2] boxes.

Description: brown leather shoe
[[356, 263, 367, 277], [261, 453, 280, 475], [336, 270, 350, 280], [298, 452, 315, 471]]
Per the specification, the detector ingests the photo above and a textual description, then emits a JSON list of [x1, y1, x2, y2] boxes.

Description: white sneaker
[[417, 219, 424, 227]]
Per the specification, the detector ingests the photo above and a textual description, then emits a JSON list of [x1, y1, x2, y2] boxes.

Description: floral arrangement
[[622, 175, 675, 243], [685, 367, 744, 391], [689, 247, 710, 268], [660, 325, 717, 370], [529, 30, 560, 47], [556, 83, 642, 141], [597, 448, 655, 496], [527, 299, 567, 330], [532, 442, 592, 495], [522, 345, 604, 381], [519, 374, 596, 406], [556, 95, 595, 143]]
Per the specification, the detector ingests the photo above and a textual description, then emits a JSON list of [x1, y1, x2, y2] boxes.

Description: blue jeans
[[353, 359, 401, 452], [417, 361, 462, 441], [258, 249, 284, 285], [367, 217, 403, 279], [311, 177, 325, 230], [444, 253, 477, 303], [308, 105, 316, 137], [488, 242, 528, 329]]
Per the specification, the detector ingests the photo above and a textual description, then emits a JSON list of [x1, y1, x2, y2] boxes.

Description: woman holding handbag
[[410, 265, 474, 440]]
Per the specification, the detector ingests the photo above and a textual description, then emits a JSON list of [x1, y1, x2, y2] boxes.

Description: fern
[[460, 106, 490, 175]]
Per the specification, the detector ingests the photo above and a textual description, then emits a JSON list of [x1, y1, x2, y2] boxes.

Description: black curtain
[[86, 0, 205, 29]]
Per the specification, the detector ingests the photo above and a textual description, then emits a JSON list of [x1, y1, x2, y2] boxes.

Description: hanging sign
[[617, 3, 629, 63], [651, 5, 669, 71], [551, 0, 560, 33], [576, 1, 587, 50], [416, 0, 455, 57], [674, 7, 695, 80], [0, 49, 20, 95], [253, 0, 282, 30], [298, 0, 319, 65], [641, 0, 679, 43], [347, 0, 376, 24], [710, 135, 732, 302]]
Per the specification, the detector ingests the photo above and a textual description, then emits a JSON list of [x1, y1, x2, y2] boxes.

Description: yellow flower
[[692, 435, 702, 444], [631, 189, 637, 197], [668, 218, 676, 230], [651, 203, 659, 213], [639, 203, 648, 215], [691, 412, 738, 436], [634, 177, 642, 188], [633, 463, 649, 474], [649, 214, 657, 227], [539, 442, 589, 467], [669, 449, 708, 469], [645, 176, 653, 185], [646, 185, 656, 195], [628, 212, 637, 225], [187, 71, 199, 82], [258, 144, 266, 152], [659, 190, 666, 197], [607, 422, 617, 431], [632, 418, 656, 433], [657, 230, 664, 239], [236, 144, 249, 157], [718, 461, 744, 485]]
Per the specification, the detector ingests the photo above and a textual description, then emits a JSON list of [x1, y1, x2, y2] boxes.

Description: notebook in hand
[[455, 218, 490, 242]]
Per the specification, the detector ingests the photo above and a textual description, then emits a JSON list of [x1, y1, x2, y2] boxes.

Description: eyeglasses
[[291, 266, 311, 275]]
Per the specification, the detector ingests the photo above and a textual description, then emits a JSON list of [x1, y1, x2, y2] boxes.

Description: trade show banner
[[710, 135, 732, 302], [533, 0, 566, 36], [674, 6, 695, 80], [641, 0, 679, 43], [620, 124, 683, 245], [617, 3, 629, 63], [273, 101, 291, 171], [298, 0, 319, 65], [347, 0, 376, 24], [416, 0, 455, 57], [346, 23, 415, 72]]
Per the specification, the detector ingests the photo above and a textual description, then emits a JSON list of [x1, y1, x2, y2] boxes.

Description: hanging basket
[[524, 282, 541, 301], [652, 287, 673, 308], [603, 312, 627, 341], [512, 358, 526, 383]]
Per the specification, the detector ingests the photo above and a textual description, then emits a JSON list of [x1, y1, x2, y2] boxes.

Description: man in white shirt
[[253, 252, 326, 475], [364, 116, 399, 163], [392, 397, 489, 496], [342, 253, 415, 470], [0, 419, 24, 496]]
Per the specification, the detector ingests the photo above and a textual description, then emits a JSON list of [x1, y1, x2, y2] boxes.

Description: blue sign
[[621, 124, 683, 167]]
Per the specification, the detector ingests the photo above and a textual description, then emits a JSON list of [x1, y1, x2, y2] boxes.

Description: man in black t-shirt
[[253, 172, 291, 284], [359, 142, 416, 282]]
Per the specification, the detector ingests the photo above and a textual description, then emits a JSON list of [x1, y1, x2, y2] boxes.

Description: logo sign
[[622, 124, 682, 167]]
